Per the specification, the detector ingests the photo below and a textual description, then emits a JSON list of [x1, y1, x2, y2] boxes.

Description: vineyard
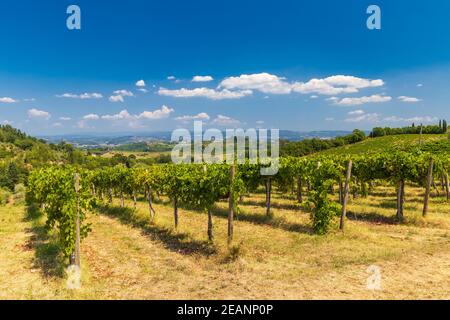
[[2, 142, 450, 299], [26, 150, 450, 259]]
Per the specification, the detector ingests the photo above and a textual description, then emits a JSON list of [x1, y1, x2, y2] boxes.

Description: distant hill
[[39, 130, 354, 148]]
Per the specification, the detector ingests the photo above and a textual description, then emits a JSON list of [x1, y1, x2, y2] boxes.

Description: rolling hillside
[[319, 134, 449, 156]]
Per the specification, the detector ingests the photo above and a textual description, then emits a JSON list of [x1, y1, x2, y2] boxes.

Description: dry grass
[[1, 185, 449, 299]]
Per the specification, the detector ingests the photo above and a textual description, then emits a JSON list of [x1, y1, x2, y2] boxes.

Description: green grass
[[1, 183, 450, 299], [319, 134, 448, 155]]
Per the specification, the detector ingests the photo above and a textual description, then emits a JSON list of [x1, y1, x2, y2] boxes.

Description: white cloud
[[135, 80, 146, 87], [398, 96, 421, 103], [0, 97, 18, 103], [101, 105, 174, 121], [192, 75, 214, 82], [219, 73, 384, 96], [138, 105, 174, 120], [52, 122, 63, 128], [23, 98, 36, 102], [167, 75, 176, 80], [383, 116, 437, 123], [137, 88, 148, 93], [83, 113, 100, 120], [345, 111, 380, 123], [175, 112, 210, 122], [292, 76, 384, 95], [212, 114, 240, 126], [407, 116, 437, 123], [59, 117, 72, 121], [109, 95, 124, 103], [113, 90, 134, 97], [325, 117, 335, 121], [57, 93, 103, 99], [158, 87, 252, 100], [109, 90, 134, 103], [28, 108, 51, 120], [417, 84, 423, 87], [219, 73, 292, 94], [2, 120, 13, 125], [101, 110, 132, 120], [348, 109, 365, 116], [158, 73, 385, 102], [334, 94, 392, 106]]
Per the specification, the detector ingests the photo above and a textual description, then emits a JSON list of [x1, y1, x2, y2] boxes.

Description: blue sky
[[0, 0, 449, 135]]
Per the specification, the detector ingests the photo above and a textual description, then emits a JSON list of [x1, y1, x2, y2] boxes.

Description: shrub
[[13, 183, 26, 205], [0, 188, 12, 205]]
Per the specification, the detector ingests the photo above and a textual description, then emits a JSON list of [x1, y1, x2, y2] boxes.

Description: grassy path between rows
[[1, 186, 449, 299]]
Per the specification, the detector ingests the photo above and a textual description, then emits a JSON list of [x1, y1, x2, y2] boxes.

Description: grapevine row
[[27, 150, 450, 264]]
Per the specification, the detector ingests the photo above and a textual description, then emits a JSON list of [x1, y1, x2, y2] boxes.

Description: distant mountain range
[[39, 130, 353, 148]]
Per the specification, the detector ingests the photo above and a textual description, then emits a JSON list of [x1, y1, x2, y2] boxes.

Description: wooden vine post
[[227, 165, 235, 245], [120, 191, 125, 208], [147, 186, 156, 220], [296, 176, 303, 203], [265, 177, 272, 216], [173, 197, 179, 229], [207, 208, 213, 241], [340, 160, 352, 230], [445, 172, 450, 201], [72, 173, 81, 267], [204, 165, 213, 241], [423, 157, 434, 217], [396, 180, 405, 220]]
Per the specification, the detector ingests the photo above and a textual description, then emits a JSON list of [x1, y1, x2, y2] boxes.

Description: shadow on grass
[[368, 190, 397, 198], [96, 204, 217, 256], [346, 209, 400, 225], [240, 199, 302, 211], [362, 200, 398, 210], [24, 204, 65, 278], [211, 205, 313, 234]]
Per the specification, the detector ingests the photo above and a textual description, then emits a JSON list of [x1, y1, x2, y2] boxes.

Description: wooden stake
[[265, 177, 272, 216], [207, 208, 213, 241], [173, 197, 179, 229], [120, 191, 124, 208], [228, 165, 235, 245], [444, 173, 450, 200], [396, 180, 405, 220], [340, 160, 352, 230], [73, 173, 81, 267], [423, 158, 434, 217], [108, 188, 113, 204], [147, 187, 156, 219], [297, 175, 303, 203]]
